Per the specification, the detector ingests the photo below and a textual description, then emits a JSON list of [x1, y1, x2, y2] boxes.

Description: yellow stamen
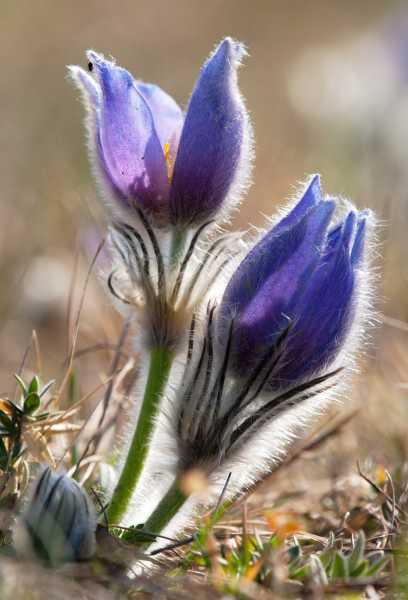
[[163, 141, 174, 182]]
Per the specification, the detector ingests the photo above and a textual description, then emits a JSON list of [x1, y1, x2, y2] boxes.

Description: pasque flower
[[65, 37, 375, 548], [69, 38, 251, 226], [137, 176, 373, 545], [174, 172, 365, 470], [177, 176, 370, 470], [218, 174, 370, 387]]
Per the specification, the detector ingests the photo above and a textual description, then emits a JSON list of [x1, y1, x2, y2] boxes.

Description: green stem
[[107, 346, 173, 525], [143, 478, 187, 537]]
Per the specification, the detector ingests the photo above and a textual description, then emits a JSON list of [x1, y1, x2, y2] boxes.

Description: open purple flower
[[68, 38, 251, 226], [218, 175, 370, 388]]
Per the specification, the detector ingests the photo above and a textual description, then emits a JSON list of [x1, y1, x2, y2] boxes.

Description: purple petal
[[169, 38, 249, 225], [272, 174, 322, 236], [73, 51, 171, 216], [221, 200, 335, 363], [341, 211, 357, 250], [351, 211, 369, 265], [89, 52, 170, 210], [68, 65, 101, 108], [324, 211, 356, 260], [136, 82, 183, 152], [272, 230, 355, 386]]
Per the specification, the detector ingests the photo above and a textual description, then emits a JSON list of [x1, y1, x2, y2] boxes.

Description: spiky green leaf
[[24, 392, 41, 415], [330, 551, 349, 581]]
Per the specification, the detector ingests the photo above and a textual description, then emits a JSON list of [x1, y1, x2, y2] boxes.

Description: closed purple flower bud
[[219, 175, 371, 388], [69, 38, 252, 226]]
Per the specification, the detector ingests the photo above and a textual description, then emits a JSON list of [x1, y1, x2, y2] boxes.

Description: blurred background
[[1, 0, 407, 474]]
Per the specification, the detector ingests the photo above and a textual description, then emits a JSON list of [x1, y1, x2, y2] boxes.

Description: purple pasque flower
[[68, 38, 251, 226], [218, 174, 370, 388]]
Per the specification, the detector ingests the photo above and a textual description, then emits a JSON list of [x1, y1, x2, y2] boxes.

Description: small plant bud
[[15, 467, 96, 564]]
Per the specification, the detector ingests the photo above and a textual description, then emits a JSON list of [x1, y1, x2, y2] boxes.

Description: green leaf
[[366, 555, 389, 577], [24, 392, 41, 415], [290, 564, 309, 581], [12, 439, 22, 460], [330, 551, 349, 581], [0, 410, 14, 431], [67, 372, 77, 405], [350, 559, 369, 578], [267, 534, 281, 550], [309, 554, 328, 586], [349, 530, 365, 572], [0, 437, 7, 458], [13, 374, 27, 395], [27, 376, 40, 395], [0, 438, 8, 470], [319, 548, 334, 570], [121, 524, 157, 544]]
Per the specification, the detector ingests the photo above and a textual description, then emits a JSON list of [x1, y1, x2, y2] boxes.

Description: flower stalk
[[107, 346, 174, 525], [142, 478, 187, 538]]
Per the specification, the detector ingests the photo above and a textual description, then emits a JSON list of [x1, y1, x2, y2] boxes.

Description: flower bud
[[68, 38, 252, 227], [219, 175, 371, 387], [15, 467, 96, 564]]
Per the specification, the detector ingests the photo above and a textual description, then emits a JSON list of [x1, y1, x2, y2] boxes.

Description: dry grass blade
[[58, 237, 106, 400], [99, 315, 131, 427]]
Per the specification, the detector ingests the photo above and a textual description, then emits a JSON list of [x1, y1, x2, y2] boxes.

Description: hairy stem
[[107, 346, 174, 524], [142, 478, 187, 539]]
